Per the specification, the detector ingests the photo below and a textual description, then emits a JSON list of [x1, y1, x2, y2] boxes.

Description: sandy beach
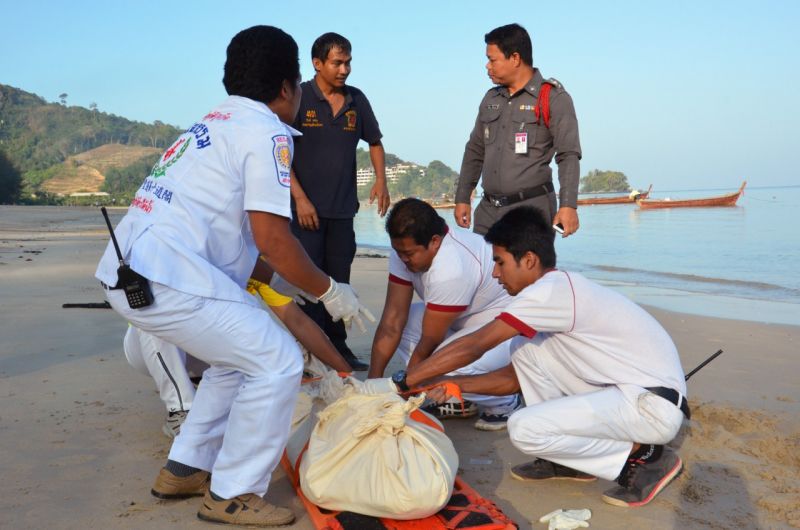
[[1, 205, 798, 529]]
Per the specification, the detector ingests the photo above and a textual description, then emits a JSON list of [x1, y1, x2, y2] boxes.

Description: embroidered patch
[[272, 134, 291, 187], [344, 109, 357, 131]]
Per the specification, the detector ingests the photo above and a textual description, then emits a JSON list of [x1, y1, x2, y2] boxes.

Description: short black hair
[[484, 206, 556, 267], [485, 23, 533, 66], [386, 198, 447, 247], [311, 32, 352, 62], [223, 25, 300, 105]]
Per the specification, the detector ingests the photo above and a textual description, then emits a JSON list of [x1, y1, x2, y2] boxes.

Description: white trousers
[[507, 334, 684, 480], [124, 325, 196, 413], [398, 303, 517, 412], [107, 282, 302, 499]]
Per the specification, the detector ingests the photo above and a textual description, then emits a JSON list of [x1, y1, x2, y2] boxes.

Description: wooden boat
[[637, 181, 746, 209], [577, 184, 652, 206]]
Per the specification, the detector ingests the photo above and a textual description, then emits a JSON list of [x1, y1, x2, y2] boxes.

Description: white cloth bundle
[[294, 372, 459, 519]]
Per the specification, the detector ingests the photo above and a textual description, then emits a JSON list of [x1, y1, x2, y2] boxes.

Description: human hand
[[295, 196, 319, 230], [454, 203, 471, 228], [319, 279, 377, 333], [423, 382, 462, 404], [552, 207, 579, 237], [369, 181, 391, 217]]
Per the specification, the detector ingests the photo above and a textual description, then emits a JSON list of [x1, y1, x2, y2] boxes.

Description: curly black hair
[[223, 25, 300, 105]]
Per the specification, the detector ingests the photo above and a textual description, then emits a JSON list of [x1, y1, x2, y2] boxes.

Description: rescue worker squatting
[[406, 206, 689, 508]]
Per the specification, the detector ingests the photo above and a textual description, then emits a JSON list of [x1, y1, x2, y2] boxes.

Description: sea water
[[354, 185, 800, 326]]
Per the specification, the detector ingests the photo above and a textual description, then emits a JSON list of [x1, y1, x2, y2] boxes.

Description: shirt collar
[[310, 77, 353, 106], [498, 68, 545, 99], [225, 96, 302, 136]]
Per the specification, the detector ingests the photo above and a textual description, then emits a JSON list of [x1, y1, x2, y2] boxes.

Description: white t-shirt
[[388, 228, 511, 329], [96, 96, 299, 304], [498, 270, 687, 393]]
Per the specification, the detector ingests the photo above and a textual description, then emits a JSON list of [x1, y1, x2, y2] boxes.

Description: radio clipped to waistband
[[101, 207, 154, 309]]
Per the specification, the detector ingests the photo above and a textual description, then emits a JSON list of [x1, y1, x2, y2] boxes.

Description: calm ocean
[[354, 185, 800, 326]]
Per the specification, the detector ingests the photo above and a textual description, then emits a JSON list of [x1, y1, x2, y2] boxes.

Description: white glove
[[358, 378, 398, 395], [318, 278, 376, 333], [269, 272, 317, 305], [538, 509, 591, 530]]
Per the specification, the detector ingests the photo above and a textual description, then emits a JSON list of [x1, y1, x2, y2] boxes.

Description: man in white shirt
[[96, 26, 372, 527], [402, 206, 688, 508], [369, 198, 519, 430]]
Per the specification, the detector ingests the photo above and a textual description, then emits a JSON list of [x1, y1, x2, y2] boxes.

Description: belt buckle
[[490, 196, 506, 207]]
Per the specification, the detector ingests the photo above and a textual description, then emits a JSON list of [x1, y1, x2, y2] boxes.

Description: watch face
[[392, 370, 406, 383]]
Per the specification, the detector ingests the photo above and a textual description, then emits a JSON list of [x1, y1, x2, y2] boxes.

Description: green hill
[[0, 83, 181, 201], [0, 83, 461, 204], [355, 148, 460, 202]]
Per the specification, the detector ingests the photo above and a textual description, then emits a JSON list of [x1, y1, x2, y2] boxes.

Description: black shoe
[[339, 349, 369, 371], [602, 446, 683, 507], [510, 458, 596, 482]]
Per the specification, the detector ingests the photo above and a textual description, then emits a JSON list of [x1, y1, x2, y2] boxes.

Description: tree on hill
[[354, 145, 461, 202], [102, 152, 161, 197], [0, 150, 22, 204], [580, 169, 631, 193], [0, 84, 182, 192]]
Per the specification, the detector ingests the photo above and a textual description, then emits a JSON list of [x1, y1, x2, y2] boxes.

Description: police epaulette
[[545, 77, 563, 90]]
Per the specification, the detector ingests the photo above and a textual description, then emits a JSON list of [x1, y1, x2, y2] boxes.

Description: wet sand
[[1, 205, 798, 529]]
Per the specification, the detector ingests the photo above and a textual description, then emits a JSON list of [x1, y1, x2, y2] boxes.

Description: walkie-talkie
[[101, 207, 154, 309]]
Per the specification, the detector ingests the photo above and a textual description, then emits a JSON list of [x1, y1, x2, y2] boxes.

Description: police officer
[[455, 23, 582, 236]]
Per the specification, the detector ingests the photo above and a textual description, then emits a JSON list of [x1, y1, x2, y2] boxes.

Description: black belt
[[646, 386, 691, 419], [100, 281, 121, 290], [484, 182, 554, 208]]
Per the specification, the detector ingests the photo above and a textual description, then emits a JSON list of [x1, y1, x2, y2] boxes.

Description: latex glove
[[269, 272, 317, 305], [539, 509, 591, 530], [359, 378, 398, 395], [318, 278, 376, 333]]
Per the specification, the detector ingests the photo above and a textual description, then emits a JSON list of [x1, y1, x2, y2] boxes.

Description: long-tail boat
[[577, 184, 652, 206], [637, 181, 746, 209]]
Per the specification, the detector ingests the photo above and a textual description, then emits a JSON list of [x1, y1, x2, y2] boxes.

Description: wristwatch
[[391, 369, 409, 392]]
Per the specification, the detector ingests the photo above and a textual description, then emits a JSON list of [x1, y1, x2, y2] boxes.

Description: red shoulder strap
[[537, 82, 552, 128]]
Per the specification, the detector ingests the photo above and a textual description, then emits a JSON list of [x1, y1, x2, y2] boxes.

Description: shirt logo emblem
[[344, 109, 357, 131], [151, 134, 191, 178], [272, 134, 291, 188], [486, 104, 500, 110]]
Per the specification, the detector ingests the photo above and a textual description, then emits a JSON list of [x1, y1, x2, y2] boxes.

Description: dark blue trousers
[[290, 217, 357, 355]]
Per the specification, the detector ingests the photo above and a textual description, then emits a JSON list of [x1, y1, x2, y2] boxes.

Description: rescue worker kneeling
[[397, 206, 688, 508]]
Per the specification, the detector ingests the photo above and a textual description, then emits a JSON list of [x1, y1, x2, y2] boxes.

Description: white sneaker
[[163, 410, 188, 438], [421, 399, 478, 419]]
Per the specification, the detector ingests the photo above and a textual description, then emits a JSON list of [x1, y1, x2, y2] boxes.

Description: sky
[[1, 0, 798, 190]]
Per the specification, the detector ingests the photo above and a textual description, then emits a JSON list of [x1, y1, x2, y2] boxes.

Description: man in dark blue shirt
[[291, 32, 389, 371]]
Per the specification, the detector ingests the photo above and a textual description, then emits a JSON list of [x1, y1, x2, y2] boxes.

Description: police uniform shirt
[[498, 270, 687, 393], [292, 79, 382, 219], [95, 96, 299, 304], [387, 228, 511, 330], [457, 69, 582, 208]]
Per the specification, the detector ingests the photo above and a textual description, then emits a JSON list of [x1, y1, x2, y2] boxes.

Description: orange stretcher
[[281, 407, 517, 530]]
